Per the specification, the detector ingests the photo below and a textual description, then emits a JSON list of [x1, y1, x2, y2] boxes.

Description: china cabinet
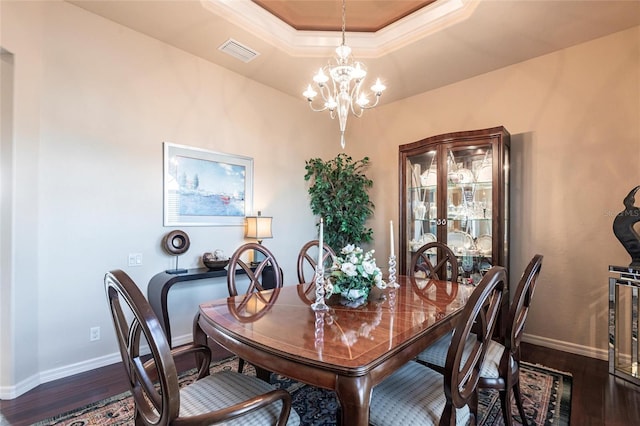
[[398, 126, 510, 282]]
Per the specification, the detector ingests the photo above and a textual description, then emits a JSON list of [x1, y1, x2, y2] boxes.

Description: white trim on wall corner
[[523, 333, 608, 361]]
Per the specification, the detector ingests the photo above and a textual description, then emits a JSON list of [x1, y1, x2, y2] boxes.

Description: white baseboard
[[0, 333, 194, 400], [523, 333, 608, 361]]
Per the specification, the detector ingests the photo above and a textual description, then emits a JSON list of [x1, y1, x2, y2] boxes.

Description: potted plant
[[304, 153, 374, 251]]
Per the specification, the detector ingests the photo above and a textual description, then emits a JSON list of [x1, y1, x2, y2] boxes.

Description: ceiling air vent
[[218, 39, 260, 63]]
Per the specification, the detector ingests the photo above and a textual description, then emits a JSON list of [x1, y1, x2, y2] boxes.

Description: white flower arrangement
[[329, 244, 386, 301]]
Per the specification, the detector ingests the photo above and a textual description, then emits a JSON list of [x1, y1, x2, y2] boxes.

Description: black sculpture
[[613, 185, 640, 268]]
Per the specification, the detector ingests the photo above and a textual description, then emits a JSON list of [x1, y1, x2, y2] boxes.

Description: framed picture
[[163, 143, 253, 226]]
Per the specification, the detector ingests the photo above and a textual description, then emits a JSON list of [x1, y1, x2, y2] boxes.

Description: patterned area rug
[[33, 357, 571, 425]]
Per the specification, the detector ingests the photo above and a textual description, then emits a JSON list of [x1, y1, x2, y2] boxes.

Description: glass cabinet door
[[407, 149, 438, 254], [445, 144, 493, 284]]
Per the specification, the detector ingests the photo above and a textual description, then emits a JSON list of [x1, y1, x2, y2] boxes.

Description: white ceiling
[[68, 0, 640, 105]]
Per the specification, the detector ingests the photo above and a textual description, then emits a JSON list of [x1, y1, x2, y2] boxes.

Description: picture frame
[[163, 143, 253, 226]]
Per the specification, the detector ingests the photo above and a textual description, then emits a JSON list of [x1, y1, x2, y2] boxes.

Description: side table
[[609, 265, 640, 385]]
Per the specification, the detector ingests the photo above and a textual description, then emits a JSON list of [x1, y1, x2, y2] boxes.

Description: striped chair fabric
[[180, 371, 300, 425], [370, 361, 470, 426]]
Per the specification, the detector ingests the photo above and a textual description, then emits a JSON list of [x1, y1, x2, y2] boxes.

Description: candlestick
[[318, 217, 324, 268], [312, 218, 329, 311], [311, 264, 329, 311], [389, 220, 395, 256], [388, 254, 399, 288], [314, 311, 325, 359]]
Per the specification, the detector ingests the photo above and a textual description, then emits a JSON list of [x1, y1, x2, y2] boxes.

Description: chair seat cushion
[[370, 361, 470, 426], [416, 332, 504, 379], [180, 371, 300, 425]]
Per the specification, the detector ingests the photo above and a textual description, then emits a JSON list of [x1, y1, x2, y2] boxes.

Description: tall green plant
[[304, 153, 374, 251]]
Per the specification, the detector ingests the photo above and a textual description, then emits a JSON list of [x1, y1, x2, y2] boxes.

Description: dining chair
[[410, 241, 460, 283], [369, 266, 507, 426], [228, 242, 283, 373], [296, 239, 336, 301], [416, 254, 544, 426], [104, 269, 299, 426]]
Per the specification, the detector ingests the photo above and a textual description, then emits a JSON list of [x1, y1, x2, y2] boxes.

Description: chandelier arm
[[360, 94, 382, 110], [308, 102, 329, 113], [317, 82, 333, 103], [349, 79, 365, 116], [351, 106, 364, 118]]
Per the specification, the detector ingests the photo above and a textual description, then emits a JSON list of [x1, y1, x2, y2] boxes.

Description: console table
[[609, 265, 640, 385], [147, 266, 280, 346], [148, 267, 230, 347]]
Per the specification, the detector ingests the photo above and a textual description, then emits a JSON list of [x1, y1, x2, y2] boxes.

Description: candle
[[318, 217, 324, 268], [389, 220, 395, 256]]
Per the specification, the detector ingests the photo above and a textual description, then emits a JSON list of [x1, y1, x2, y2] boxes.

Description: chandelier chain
[[341, 0, 346, 46]]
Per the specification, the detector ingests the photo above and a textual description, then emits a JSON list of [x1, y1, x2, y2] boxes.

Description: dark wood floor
[[1, 342, 639, 425]]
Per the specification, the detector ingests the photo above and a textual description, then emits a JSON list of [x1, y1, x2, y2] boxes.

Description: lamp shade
[[245, 213, 273, 241]]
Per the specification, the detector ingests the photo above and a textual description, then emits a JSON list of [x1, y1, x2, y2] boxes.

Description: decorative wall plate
[[409, 233, 436, 251], [476, 164, 492, 182], [476, 234, 492, 255], [447, 230, 473, 254], [457, 168, 475, 184], [420, 168, 437, 186]]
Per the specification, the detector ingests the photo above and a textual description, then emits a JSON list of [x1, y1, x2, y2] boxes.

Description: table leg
[[255, 365, 272, 382], [335, 374, 372, 426], [193, 313, 207, 346], [192, 314, 210, 368]]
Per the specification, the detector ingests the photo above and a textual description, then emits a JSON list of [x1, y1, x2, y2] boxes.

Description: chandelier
[[303, 0, 386, 149]]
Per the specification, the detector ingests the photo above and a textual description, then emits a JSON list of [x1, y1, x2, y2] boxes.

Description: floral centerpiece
[[329, 244, 386, 304]]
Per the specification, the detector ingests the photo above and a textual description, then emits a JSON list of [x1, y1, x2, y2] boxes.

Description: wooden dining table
[[194, 275, 474, 426]]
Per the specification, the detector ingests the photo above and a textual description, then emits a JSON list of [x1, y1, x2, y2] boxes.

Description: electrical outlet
[[128, 253, 142, 266], [90, 326, 100, 341]]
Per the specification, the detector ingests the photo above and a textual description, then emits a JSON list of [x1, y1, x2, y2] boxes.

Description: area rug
[[32, 357, 571, 425]]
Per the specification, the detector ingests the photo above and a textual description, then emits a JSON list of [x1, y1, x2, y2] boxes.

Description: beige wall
[[0, 0, 338, 398], [351, 26, 640, 358], [1, 0, 638, 398]]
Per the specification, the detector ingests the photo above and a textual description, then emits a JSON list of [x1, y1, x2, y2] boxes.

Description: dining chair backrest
[[227, 242, 283, 374], [443, 266, 507, 421], [228, 242, 283, 297], [410, 241, 460, 283], [105, 269, 297, 426], [476, 254, 543, 426], [506, 254, 543, 357], [105, 269, 184, 424]]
